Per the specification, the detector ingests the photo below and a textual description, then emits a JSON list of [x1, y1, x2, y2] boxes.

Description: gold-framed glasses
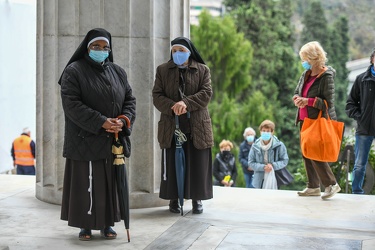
[[90, 45, 111, 52]]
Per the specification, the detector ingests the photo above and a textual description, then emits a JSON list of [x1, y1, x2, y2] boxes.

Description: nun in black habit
[[59, 28, 136, 241], [152, 37, 214, 214]]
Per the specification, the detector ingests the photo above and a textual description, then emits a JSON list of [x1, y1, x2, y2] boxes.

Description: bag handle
[[318, 100, 331, 121]]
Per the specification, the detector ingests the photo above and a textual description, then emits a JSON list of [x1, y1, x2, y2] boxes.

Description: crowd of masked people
[[17, 27, 374, 241]]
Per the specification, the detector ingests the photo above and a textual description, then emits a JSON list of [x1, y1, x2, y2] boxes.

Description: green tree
[[191, 10, 255, 144], [328, 16, 351, 123], [191, 10, 258, 187], [224, 0, 303, 189], [300, 1, 330, 49], [191, 10, 253, 101]]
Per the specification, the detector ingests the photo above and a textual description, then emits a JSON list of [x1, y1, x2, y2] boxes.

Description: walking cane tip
[[126, 229, 130, 242], [180, 207, 183, 216]]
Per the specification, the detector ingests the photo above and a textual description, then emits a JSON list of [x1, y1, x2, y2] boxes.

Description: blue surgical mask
[[246, 135, 255, 143], [89, 50, 109, 63], [172, 51, 190, 65], [302, 61, 311, 70], [261, 132, 272, 141]]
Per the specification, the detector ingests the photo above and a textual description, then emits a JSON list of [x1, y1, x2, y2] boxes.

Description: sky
[[0, 0, 36, 173]]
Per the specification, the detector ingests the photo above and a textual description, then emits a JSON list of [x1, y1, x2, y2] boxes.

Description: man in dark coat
[[345, 48, 375, 194], [59, 28, 136, 240]]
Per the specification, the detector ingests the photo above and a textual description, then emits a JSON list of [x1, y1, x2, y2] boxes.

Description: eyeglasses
[[89, 45, 111, 52]]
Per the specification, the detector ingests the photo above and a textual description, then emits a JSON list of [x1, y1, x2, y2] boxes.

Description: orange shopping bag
[[300, 101, 344, 162]]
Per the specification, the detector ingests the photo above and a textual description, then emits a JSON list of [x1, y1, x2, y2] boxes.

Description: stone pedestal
[[35, 0, 190, 208]]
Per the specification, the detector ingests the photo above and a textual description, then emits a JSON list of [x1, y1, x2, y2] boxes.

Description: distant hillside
[[292, 0, 375, 60]]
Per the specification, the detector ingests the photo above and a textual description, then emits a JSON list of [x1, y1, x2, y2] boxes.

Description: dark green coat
[[294, 66, 337, 125]]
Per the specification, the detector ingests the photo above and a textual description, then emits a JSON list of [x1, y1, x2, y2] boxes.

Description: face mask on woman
[[172, 51, 190, 65], [246, 135, 255, 143], [301, 61, 311, 70], [89, 50, 109, 63], [261, 132, 272, 141]]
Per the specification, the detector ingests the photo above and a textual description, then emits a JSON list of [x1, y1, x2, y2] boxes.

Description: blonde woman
[[292, 41, 341, 199], [213, 139, 238, 187]]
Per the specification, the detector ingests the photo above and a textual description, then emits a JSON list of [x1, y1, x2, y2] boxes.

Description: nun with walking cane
[[59, 28, 136, 241], [152, 37, 214, 215]]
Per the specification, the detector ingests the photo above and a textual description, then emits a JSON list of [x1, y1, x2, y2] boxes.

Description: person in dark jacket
[[152, 37, 213, 214], [11, 127, 36, 175], [292, 41, 340, 199], [58, 28, 136, 241], [345, 48, 375, 194], [213, 139, 238, 187], [239, 127, 256, 188]]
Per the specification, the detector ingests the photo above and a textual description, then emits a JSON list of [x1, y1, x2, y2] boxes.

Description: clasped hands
[[102, 118, 123, 133], [293, 95, 308, 108], [264, 163, 273, 173], [171, 101, 187, 116]]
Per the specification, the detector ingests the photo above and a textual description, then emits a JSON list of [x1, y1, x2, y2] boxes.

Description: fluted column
[[36, 0, 190, 208]]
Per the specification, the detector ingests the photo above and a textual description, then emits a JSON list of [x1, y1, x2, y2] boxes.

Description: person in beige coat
[[152, 37, 213, 214]]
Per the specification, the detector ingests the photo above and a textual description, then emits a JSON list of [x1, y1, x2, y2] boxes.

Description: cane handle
[[117, 115, 131, 129]]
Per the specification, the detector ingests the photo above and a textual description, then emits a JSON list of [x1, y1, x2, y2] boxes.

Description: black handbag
[[275, 167, 294, 187]]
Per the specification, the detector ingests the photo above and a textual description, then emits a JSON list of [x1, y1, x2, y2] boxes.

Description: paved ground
[[0, 174, 374, 250]]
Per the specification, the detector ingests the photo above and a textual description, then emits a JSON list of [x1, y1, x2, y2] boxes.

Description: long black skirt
[[60, 158, 121, 230], [159, 135, 213, 201]]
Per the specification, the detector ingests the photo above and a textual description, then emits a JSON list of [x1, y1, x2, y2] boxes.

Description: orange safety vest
[[13, 135, 35, 166]]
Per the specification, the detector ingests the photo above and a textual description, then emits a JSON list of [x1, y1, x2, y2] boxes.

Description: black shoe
[[100, 227, 117, 240], [169, 199, 181, 213], [192, 200, 203, 214], [79, 228, 92, 241]]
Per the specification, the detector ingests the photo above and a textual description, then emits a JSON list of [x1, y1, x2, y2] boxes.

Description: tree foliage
[[192, 0, 352, 190], [295, 0, 375, 60], [191, 10, 259, 166], [300, 1, 330, 48], [328, 16, 351, 123], [191, 10, 253, 101], [224, 0, 303, 189]]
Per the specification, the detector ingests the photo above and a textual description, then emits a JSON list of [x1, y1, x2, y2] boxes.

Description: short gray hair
[[243, 127, 256, 137], [22, 127, 30, 134]]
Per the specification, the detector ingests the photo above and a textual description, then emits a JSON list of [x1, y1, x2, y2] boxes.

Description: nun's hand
[[102, 118, 122, 133], [171, 101, 187, 116]]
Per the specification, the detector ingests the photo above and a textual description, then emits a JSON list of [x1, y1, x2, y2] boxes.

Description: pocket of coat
[[202, 118, 213, 145], [157, 120, 165, 144], [157, 120, 173, 148]]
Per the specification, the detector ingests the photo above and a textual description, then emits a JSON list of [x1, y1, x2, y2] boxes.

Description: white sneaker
[[297, 187, 321, 196], [321, 183, 341, 199]]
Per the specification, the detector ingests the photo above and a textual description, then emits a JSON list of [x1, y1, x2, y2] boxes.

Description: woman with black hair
[[152, 37, 213, 214]]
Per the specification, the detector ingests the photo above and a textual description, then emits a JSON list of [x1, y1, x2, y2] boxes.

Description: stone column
[[35, 0, 190, 208]]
